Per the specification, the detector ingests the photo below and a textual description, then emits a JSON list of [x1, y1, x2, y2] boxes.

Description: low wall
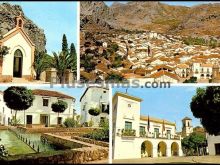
[[71, 136, 109, 147], [0, 126, 8, 130], [41, 133, 90, 149], [0, 147, 108, 164], [16, 126, 98, 134]]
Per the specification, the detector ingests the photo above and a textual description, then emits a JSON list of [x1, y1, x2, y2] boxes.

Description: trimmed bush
[[88, 108, 100, 116]]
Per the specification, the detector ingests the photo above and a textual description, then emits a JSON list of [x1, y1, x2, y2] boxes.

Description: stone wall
[[0, 147, 108, 164], [71, 136, 109, 147], [41, 133, 89, 149]]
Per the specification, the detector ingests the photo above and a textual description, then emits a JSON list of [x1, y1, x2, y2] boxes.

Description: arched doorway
[[158, 141, 167, 157], [13, 49, 23, 77], [141, 140, 153, 158], [171, 142, 179, 156]]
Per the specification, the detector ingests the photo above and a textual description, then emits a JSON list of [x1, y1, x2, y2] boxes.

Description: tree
[[0, 46, 9, 69], [51, 100, 68, 125], [3, 87, 35, 126], [51, 51, 72, 83], [33, 50, 53, 80], [190, 87, 220, 135], [183, 76, 197, 83], [70, 43, 77, 73], [62, 34, 68, 53], [0, 46, 9, 57], [182, 132, 206, 156]]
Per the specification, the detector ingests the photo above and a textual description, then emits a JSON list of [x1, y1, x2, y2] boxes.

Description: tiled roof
[[123, 73, 143, 79], [151, 65, 175, 72], [176, 64, 189, 69], [149, 70, 179, 81], [32, 89, 74, 99], [201, 63, 213, 67]]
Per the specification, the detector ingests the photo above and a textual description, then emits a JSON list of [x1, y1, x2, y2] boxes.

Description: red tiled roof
[[149, 70, 179, 81], [32, 89, 74, 99]]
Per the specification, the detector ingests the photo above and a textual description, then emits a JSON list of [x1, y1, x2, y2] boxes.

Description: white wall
[[113, 93, 183, 160], [0, 93, 12, 126], [80, 87, 109, 127], [207, 134, 220, 155], [2, 32, 32, 76], [16, 95, 74, 126]]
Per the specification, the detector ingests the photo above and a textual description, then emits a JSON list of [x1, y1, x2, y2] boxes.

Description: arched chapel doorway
[[13, 49, 23, 77]]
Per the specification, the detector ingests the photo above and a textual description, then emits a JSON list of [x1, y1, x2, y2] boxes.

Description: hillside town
[[80, 30, 220, 83]]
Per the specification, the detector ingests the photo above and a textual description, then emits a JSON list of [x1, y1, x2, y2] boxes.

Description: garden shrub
[[88, 108, 100, 116]]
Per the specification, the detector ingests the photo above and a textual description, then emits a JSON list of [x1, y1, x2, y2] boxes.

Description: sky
[[105, 1, 219, 7], [0, 86, 86, 115], [112, 85, 207, 132], [1, 2, 78, 54]]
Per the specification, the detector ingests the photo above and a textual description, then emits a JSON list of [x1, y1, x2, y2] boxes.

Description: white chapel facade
[[0, 13, 35, 82]]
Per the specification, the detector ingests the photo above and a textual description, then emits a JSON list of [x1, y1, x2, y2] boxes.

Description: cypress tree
[[62, 34, 68, 53], [70, 43, 77, 71]]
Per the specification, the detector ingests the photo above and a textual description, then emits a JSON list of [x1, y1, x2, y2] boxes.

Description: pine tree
[[62, 34, 68, 53]]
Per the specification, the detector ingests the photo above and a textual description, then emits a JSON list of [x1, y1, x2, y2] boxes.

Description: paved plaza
[[113, 156, 220, 164]]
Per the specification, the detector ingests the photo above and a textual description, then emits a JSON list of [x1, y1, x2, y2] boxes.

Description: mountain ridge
[[80, 1, 220, 37]]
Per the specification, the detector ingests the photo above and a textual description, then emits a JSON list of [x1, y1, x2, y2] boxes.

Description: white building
[[80, 87, 109, 127], [192, 62, 213, 80], [207, 134, 220, 155], [113, 92, 183, 160], [0, 13, 35, 82], [0, 91, 12, 126], [15, 89, 75, 127]]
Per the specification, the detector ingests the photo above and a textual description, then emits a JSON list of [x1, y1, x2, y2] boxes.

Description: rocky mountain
[[80, 1, 220, 37], [0, 3, 46, 52]]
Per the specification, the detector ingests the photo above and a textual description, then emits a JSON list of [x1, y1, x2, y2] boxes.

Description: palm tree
[[51, 51, 73, 83], [33, 50, 53, 80]]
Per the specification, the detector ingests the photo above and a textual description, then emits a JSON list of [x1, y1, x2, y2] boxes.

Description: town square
[[112, 86, 220, 164]]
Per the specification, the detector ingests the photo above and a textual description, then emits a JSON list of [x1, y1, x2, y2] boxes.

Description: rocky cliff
[[81, 1, 220, 37], [0, 3, 46, 52]]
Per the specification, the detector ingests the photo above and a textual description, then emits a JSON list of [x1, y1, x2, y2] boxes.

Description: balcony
[[117, 129, 181, 140], [140, 132, 181, 140], [121, 129, 136, 137]]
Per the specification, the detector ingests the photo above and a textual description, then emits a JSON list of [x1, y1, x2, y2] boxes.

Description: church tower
[[182, 117, 193, 137]]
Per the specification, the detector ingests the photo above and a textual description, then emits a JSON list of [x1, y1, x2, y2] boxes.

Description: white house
[[192, 62, 213, 80], [80, 86, 109, 127], [15, 89, 75, 127], [0, 13, 35, 82], [207, 134, 220, 155], [0, 91, 12, 126], [112, 92, 183, 160]]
